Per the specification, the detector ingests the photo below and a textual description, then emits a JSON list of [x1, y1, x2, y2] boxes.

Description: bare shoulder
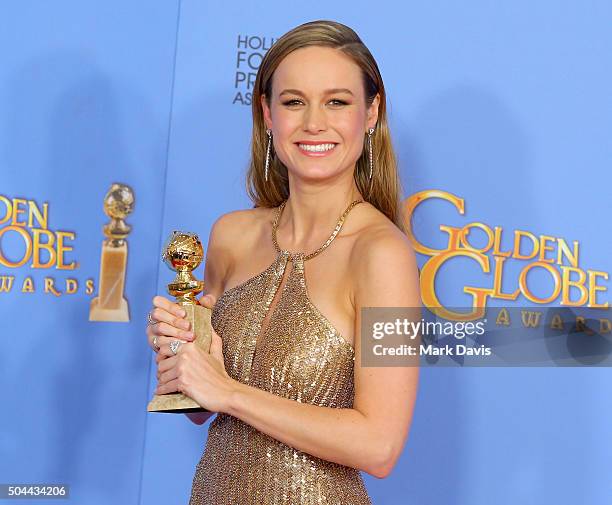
[[349, 203, 420, 306], [207, 206, 275, 260], [209, 206, 271, 244], [204, 206, 275, 293], [350, 203, 414, 265]]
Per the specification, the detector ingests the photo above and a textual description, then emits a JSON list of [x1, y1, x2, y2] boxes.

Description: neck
[[278, 172, 363, 251]]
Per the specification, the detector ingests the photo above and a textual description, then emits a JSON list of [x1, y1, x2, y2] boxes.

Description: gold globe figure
[[103, 183, 134, 246], [162, 231, 206, 304]]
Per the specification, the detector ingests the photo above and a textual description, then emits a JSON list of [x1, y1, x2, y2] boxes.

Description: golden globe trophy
[[147, 231, 212, 413], [89, 183, 134, 322]]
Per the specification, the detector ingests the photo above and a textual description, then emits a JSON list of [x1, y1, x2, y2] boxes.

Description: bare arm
[[184, 215, 232, 426], [225, 230, 421, 477]]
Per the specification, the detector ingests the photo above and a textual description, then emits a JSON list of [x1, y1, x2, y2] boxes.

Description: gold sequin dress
[[189, 199, 372, 505]]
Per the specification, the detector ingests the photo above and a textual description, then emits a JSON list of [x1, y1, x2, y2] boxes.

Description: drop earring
[[265, 128, 272, 182], [367, 127, 375, 180]]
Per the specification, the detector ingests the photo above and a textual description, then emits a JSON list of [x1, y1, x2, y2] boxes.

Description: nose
[[302, 104, 327, 133]]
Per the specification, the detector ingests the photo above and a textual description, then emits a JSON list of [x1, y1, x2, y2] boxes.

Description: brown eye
[[329, 99, 348, 106], [282, 99, 302, 106]]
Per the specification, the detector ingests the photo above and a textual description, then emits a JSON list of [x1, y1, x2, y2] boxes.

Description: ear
[[261, 93, 272, 130], [366, 93, 380, 131]]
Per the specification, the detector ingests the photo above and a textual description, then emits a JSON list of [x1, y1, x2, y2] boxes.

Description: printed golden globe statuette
[[147, 231, 212, 413], [89, 183, 134, 322]]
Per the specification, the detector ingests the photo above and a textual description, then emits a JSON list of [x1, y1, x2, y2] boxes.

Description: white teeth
[[298, 143, 336, 152]]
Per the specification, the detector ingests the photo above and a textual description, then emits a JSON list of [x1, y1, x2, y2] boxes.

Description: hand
[[155, 323, 237, 413], [197, 293, 217, 312], [146, 295, 195, 357]]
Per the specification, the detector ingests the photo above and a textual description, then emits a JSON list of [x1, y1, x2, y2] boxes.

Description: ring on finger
[[152, 335, 160, 353], [147, 312, 158, 326], [170, 340, 182, 356]]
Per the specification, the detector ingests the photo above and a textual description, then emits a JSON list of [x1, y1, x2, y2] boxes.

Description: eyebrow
[[279, 88, 354, 97]]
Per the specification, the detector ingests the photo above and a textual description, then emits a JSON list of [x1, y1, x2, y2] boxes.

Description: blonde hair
[[246, 20, 407, 234]]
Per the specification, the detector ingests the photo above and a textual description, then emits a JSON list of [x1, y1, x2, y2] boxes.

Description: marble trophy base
[[89, 241, 130, 322], [89, 297, 129, 322], [147, 302, 212, 413]]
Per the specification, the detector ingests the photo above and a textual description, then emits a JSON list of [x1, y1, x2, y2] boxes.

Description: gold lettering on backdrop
[[482, 308, 610, 333], [66, 278, 78, 294], [0, 276, 95, 296], [576, 316, 595, 336], [0, 275, 15, 292], [495, 308, 511, 326], [550, 314, 564, 330], [0, 194, 93, 296], [44, 277, 61, 297], [405, 190, 609, 320], [0, 195, 76, 270], [21, 276, 34, 293]]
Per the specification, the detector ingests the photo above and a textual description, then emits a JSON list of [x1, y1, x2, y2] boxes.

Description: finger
[[152, 321, 194, 341], [157, 354, 177, 373], [155, 336, 193, 360], [152, 295, 187, 318], [198, 293, 217, 309], [156, 334, 193, 346], [158, 366, 179, 385], [150, 307, 191, 332], [210, 330, 224, 360], [156, 378, 181, 395], [146, 325, 163, 350], [157, 341, 186, 360]]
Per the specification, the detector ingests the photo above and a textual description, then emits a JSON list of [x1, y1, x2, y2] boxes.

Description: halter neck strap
[[272, 199, 364, 261]]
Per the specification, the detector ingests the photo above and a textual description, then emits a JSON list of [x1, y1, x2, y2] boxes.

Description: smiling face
[[261, 46, 379, 183]]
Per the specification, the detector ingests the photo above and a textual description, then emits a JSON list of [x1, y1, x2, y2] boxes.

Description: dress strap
[[272, 199, 364, 261]]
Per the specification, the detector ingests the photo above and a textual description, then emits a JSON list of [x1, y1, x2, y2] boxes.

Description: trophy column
[[89, 183, 134, 323], [147, 231, 212, 413]]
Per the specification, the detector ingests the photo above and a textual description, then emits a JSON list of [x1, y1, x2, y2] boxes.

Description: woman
[[146, 19, 421, 504]]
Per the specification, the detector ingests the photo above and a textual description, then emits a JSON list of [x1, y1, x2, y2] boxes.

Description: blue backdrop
[[1, 1, 610, 504]]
